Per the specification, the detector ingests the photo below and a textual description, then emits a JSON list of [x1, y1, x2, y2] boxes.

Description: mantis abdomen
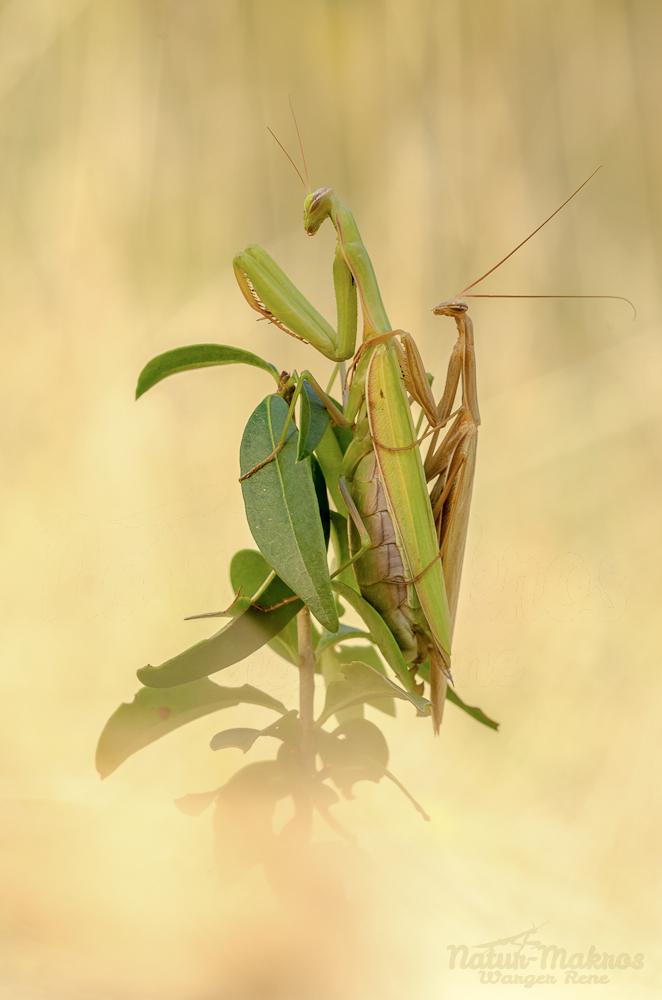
[[348, 449, 428, 666]]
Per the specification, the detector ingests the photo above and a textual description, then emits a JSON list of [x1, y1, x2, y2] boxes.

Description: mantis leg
[[425, 302, 481, 633], [424, 333, 464, 466], [233, 241, 358, 363], [436, 424, 478, 630], [298, 370, 351, 429], [239, 369, 353, 483], [238, 374, 303, 482], [330, 477, 373, 579]]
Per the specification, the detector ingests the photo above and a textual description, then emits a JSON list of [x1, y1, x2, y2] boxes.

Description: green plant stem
[[292, 607, 316, 839], [297, 607, 316, 780]]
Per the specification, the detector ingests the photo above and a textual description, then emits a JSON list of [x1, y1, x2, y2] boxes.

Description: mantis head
[[433, 298, 468, 318], [304, 187, 334, 235]]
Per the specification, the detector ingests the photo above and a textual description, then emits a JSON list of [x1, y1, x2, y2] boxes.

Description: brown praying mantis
[[233, 158, 632, 734]]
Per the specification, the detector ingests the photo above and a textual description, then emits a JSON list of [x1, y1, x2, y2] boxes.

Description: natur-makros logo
[[447, 924, 644, 987]]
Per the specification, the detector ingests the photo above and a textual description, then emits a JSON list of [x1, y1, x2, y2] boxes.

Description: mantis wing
[[365, 342, 452, 672]]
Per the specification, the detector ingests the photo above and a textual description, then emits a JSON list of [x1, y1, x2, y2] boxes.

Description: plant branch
[[297, 606, 316, 780]]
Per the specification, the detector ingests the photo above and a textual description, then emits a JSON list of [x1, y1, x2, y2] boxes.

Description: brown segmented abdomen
[[348, 451, 426, 663]]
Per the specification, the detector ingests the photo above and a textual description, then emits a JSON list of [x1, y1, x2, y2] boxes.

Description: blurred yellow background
[[1, 1, 660, 997]]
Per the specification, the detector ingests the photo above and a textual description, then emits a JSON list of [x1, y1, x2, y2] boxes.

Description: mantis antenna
[[267, 127, 308, 191], [266, 98, 311, 193], [457, 166, 636, 319], [462, 293, 636, 320], [289, 96, 310, 192]]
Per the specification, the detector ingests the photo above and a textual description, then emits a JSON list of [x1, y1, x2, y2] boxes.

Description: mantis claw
[[238, 441, 285, 482]]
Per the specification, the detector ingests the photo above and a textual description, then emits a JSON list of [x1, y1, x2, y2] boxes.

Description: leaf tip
[[135, 374, 152, 400], [137, 663, 153, 681], [94, 755, 110, 781]]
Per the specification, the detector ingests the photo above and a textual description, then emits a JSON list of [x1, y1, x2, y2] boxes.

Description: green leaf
[[230, 548, 272, 599], [318, 646, 365, 723], [314, 424, 347, 516], [184, 592, 252, 620], [315, 660, 429, 728], [330, 581, 411, 690], [136, 344, 279, 399], [220, 759, 289, 799], [266, 628, 299, 665], [297, 381, 330, 461], [417, 658, 499, 731], [137, 573, 302, 688], [311, 453, 331, 549], [317, 718, 389, 796], [96, 679, 287, 778], [210, 710, 301, 752], [316, 719, 428, 819], [446, 688, 499, 731], [174, 756, 292, 819], [336, 645, 396, 717], [315, 623, 371, 658], [209, 727, 263, 753], [174, 787, 224, 816], [230, 548, 299, 664], [240, 395, 338, 633], [329, 511, 359, 594], [318, 718, 389, 770], [212, 760, 290, 887], [307, 780, 340, 809], [333, 704, 365, 723]]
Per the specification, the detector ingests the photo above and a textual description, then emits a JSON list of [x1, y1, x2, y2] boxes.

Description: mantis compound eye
[[304, 187, 334, 233], [307, 186, 333, 212], [432, 298, 468, 317]]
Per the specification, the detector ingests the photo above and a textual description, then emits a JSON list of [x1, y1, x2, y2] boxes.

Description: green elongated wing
[[366, 343, 452, 665], [137, 572, 302, 688], [240, 395, 338, 633], [136, 344, 279, 399], [96, 678, 287, 778]]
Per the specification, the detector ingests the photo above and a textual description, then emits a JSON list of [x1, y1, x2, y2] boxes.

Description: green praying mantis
[[234, 186, 481, 732], [95, 145, 635, 850], [232, 163, 633, 734]]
